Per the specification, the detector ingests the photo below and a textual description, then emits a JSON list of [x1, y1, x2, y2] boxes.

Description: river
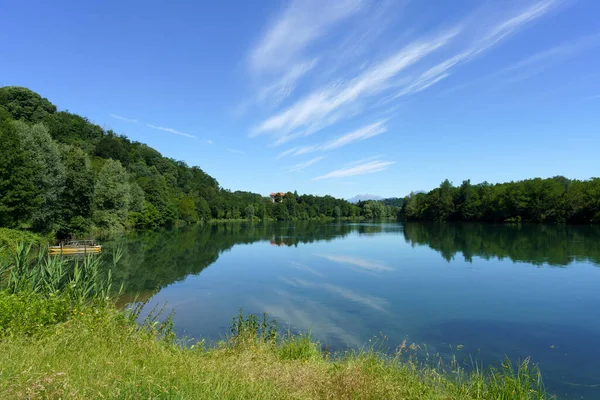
[[103, 222, 600, 399]]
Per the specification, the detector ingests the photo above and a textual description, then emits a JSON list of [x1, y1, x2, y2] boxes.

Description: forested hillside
[[0, 87, 398, 238], [400, 177, 600, 223]]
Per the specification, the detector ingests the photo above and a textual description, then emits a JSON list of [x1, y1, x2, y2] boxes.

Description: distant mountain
[[347, 194, 384, 203]]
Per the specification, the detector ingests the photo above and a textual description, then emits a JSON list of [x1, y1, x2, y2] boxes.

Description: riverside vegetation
[[400, 177, 600, 223], [1, 85, 596, 249], [0, 86, 399, 241], [0, 243, 555, 399]]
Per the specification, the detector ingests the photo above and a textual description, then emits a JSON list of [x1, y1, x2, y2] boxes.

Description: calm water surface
[[104, 222, 600, 399]]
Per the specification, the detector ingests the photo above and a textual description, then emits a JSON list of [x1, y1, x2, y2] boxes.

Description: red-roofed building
[[269, 192, 286, 203]]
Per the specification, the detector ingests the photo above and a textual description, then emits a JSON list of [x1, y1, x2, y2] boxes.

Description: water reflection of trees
[[402, 223, 600, 266], [103, 221, 354, 293]]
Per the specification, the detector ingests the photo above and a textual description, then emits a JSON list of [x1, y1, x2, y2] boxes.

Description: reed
[[0, 242, 120, 303]]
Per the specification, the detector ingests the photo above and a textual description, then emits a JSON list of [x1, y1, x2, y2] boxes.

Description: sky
[[1, 0, 599, 199]]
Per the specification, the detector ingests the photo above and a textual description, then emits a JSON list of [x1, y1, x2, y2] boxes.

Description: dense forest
[[400, 177, 600, 223], [0, 86, 398, 238]]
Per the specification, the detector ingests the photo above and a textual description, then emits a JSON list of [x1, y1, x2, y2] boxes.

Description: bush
[[0, 291, 70, 337], [0, 228, 45, 258]]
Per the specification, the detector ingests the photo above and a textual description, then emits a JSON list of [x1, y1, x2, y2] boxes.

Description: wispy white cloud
[[288, 262, 324, 277], [250, 0, 363, 72], [343, 155, 385, 167], [275, 147, 301, 160], [313, 159, 395, 180], [441, 30, 599, 95], [390, 0, 562, 100], [110, 114, 138, 124], [257, 59, 319, 106], [248, 0, 363, 109], [252, 29, 458, 142], [146, 124, 197, 139], [277, 120, 387, 158], [287, 156, 325, 172], [251, 0, 563, 148], [319, 255, 393, 272], [321, 283, 387, 311], [281, 277, 388, 312], [320, 120, 387, 150], [252, 291, 364, 347], [227, 148, 246, 155], [207, 140, 214, 145], [500, 33, 600, 83]]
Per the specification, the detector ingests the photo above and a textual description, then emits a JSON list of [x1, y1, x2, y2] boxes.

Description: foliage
[[0, 243, 118, 303], [0, 117, 41, 228], [0, 86, 402, 238], [400, 177, 600, 223], [92, 159, 130, 232], [14, 122, 66, 232], [57, 145, 94, 237], [0, 228, 45, 258], [0, 241, 118, 337], [0, 86, 56, 123], [0, 291, 71, 337]]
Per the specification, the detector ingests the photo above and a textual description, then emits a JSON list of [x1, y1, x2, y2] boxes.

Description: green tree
[[129, 183, 145, 214], [0, 118, 41, 227], [0, 86, 56, 123], [92, 159, 130, 231], [244, 204, 255, 219], [14, 121, 66, 232], [283, 191, 297, 218], [457, 180, 481, 221], [178, 194, 199, 223], [427, 180, 456, 221], [334, 206, 341, 219], [195, 196, 212, 222], [94, 132, 130, 166], [138, 201, 161, 229], [58, 145, 94, 237], [273, 202, 289, 221]]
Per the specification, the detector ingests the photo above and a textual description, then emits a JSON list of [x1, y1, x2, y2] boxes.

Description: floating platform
[[49, 240, 102, 255]]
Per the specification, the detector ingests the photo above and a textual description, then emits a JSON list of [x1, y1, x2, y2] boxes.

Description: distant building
[[269, 192, 286, 203]]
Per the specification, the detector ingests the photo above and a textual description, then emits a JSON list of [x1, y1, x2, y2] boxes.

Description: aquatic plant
[[0, 242, 120, 303]]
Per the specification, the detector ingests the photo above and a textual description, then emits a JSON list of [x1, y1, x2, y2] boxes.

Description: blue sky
[[1, 0, 599, 199]]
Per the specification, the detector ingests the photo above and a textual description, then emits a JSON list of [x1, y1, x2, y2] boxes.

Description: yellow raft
[[49, 240, 102, 255]]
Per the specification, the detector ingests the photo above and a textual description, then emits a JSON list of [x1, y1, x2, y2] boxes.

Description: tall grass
[[0, 228, 46, 259], [0, 242, 120, 303], [0, 243, 555, 399]]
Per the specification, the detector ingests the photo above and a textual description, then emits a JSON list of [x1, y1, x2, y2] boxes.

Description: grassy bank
[[0, 245, 554, 399], [0, 228, 47, 258]]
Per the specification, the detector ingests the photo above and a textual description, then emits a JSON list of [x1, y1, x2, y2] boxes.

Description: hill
[[0, 86, 402, 237]]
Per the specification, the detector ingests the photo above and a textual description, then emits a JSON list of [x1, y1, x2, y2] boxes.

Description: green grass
[[0, 244, 555, 399], [0, 228, 46, 259]]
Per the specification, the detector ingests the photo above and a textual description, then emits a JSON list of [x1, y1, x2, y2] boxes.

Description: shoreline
[[0, 244, 554, 399]]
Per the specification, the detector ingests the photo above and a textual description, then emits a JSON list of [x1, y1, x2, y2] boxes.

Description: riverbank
[[0, 228, 47, 258], [0, 245, 553, 399], [0, 297, 551, 399]]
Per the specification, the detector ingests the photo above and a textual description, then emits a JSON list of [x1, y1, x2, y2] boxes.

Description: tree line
[[0, 87, 399, 238], [400, 177, 600, 223], [402, 222, 600, 266]]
